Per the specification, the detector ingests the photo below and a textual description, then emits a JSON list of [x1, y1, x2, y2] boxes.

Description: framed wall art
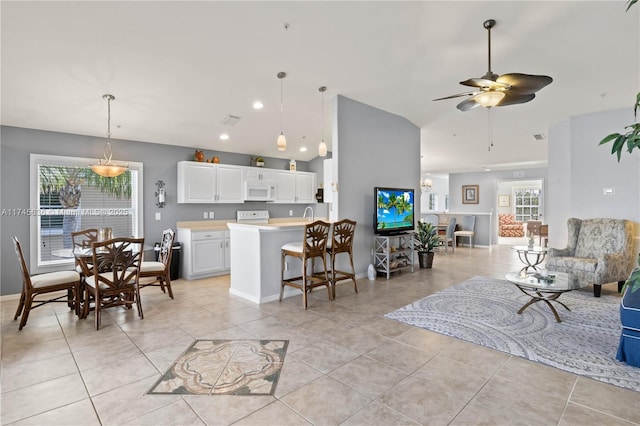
[[498, 195, 510, 207], [462, 185, 479, 204]]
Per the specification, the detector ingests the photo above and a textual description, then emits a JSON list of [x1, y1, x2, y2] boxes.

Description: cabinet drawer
[[192, 231, 221, 241]]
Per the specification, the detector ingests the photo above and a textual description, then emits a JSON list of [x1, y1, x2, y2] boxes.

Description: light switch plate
[[209, 211, 214, 219], [155, 212, 161, 221], [203, 212, 208, 219]]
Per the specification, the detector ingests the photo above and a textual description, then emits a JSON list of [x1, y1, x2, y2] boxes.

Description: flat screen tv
[[374, 187, 415, 235]]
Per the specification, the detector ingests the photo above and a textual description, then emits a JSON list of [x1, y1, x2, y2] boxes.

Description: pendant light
[[90, 94, 128, 177], [277, 72, 287, 151], [318, 86, 327, 157]]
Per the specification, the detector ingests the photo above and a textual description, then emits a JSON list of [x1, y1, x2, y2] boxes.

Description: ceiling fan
[[433, 19, 553, 111]]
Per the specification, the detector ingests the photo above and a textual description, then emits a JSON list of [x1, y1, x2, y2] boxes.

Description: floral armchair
[[498, 213, 524, 237], [546, 218, 635, 297]]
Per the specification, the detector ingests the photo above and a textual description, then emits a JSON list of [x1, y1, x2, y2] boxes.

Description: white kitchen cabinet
[[177, 161, 216, 203], [224, 232, 231, 270], [178, 228, 231, 279], [243, 167, 275, 184], [216, 164, 244, 203], [177, 161, 243, 204], [274, 170, 316, 203], [323, 158, 336, 203]]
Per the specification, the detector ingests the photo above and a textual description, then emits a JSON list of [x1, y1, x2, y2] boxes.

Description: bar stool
[[280, 220, 331, 309], [326, 219, 357, 299]]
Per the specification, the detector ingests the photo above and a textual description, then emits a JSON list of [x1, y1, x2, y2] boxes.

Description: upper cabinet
[[177, 161, 243, 204], [243, 167, 275, 184], [177, 161, 316, 204], [274, 170, 316, 204]]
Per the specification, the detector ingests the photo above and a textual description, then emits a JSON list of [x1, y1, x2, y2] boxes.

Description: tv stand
[[373, 232, 415, 280]]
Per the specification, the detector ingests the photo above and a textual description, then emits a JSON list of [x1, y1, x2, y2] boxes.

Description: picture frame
[[498, 195, 510, 207], [462, 185, 479, 204]]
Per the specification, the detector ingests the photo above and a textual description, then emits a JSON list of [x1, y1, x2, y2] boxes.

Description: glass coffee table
[[505, 271, 586, 322], [512, 245, 548, 273]]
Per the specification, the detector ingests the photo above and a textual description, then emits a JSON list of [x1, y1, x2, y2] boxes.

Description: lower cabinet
[[178, 228, 230, 279]]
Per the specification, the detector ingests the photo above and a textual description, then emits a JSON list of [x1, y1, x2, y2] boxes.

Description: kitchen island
[[227, 218, 322, 304]]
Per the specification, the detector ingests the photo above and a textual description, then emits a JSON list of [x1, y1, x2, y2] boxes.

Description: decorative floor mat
[[148, 339, 289, 395]]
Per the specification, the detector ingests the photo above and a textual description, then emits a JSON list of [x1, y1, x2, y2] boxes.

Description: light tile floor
[[1, 245, 638, 425]]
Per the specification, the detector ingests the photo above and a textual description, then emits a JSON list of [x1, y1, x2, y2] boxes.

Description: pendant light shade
[[318, 86, 327, 157], [277, 72, 287, 151], [90, 94, 128, 177]]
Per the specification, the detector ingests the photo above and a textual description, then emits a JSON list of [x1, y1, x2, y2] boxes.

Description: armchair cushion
[[546, 217, 635, 297]]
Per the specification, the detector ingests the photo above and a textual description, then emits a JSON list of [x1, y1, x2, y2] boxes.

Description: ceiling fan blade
[[496, 92, 536, 107], [433, 91, 478, 101], [496, 73, 553, 94], [456, 97, 482, 112], [460, 78, 510, 90]]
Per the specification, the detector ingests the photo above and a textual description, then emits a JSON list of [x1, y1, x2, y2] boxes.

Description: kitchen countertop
[[228, 218, 329, 231], [178, 218, 330, 232], [176, 220, 230, 231]]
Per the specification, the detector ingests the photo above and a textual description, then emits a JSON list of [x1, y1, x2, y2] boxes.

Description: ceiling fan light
[[476, 91, 505, 107]]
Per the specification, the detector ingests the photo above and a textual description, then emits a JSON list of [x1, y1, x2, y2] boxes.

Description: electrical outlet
[[209, 211, 214, 219], [155, 212, 161, 221], [203, 212, 208, 219], [289, 210, 293, 216]]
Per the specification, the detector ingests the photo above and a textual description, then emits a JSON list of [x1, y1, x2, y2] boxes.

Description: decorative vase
[[256, 161, 264, 167], [212, 156, 220, 164], [194, 150, 204, 162]]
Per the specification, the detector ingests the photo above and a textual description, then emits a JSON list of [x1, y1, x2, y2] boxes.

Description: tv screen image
[[374, 187, 415, 234]]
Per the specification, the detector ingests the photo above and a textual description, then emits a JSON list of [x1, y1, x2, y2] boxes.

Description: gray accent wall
[[548, 108, 640, 250], [334, 95, 421, 277], [0, 126, 317, 296]]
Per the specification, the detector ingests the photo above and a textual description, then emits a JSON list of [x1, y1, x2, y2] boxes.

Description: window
[[514, 188, 541, 222], [428, 193, 438, 211], [30, 154, 143, 273]]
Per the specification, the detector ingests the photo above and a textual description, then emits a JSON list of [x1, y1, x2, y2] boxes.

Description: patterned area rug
[[385, 276, 640, 392], [148, 340, 289, 395]]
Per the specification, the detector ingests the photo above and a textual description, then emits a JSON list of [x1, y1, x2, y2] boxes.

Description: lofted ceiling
[[1, 1, 638, 175]]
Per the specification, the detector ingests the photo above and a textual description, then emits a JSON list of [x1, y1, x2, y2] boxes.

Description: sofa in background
[[546, 217, 635, 297], [498, 213, 524, 237]]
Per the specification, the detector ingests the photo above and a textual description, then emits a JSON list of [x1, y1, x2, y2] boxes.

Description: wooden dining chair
[[12, 236, 81, 330], [71, 228, 98, 276], [280, 220, 331, 309], [139, 228, 176, 298], [326, 219, 357, 299], [83, 237, 145, 330]]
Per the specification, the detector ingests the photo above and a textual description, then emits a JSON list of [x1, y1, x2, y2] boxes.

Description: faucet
[[303, 206, 314, 222]]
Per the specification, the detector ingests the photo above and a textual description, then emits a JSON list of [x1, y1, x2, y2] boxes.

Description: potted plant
[[414, 221, 440, 268], [255, 156, 264, 167]]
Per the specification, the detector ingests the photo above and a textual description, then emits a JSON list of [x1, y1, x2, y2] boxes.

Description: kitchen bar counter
[[227, 218, 328, 304]]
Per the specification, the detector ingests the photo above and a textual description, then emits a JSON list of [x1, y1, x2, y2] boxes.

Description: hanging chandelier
[[90, 94, 128, 177], [277, 72, 287, 151], [318, 86, 327, 157]]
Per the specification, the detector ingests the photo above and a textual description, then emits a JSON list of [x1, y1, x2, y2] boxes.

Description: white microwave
[[244, 182, 275, 201]]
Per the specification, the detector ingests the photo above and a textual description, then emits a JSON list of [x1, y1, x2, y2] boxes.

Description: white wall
[[548, 108, 640, 252]]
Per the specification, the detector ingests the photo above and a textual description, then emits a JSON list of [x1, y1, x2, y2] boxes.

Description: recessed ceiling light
[[219, 133, 229, 141], [252, 101, 263, 110], [299, 146, 307, 152]]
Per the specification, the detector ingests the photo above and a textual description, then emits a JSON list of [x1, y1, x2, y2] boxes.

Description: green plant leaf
[[598, 133, 619, 145], [627, 0, 638, 13]]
